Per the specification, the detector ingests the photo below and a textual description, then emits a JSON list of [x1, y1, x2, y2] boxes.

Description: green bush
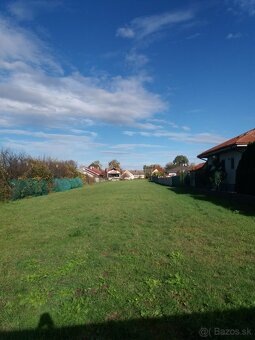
[[236, 142, 255, 195]]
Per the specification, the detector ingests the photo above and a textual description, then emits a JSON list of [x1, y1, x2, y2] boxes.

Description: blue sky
[[0, 0, 254, 169]]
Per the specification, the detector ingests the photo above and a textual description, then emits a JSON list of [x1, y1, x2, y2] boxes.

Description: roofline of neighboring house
[[197, 144, 247, 159], [81, 167, 102, 177]]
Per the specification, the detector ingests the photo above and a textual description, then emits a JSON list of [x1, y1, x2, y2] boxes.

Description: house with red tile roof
[[151, 166, 165, 176], [197, 128, 255, 191], [79, 166, 104, 182]]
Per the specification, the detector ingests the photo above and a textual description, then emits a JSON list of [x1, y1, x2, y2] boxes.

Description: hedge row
[[6, 177, 83, 200]]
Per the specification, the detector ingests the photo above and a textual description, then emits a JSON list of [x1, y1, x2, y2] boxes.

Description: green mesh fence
[[9, 179, 49, 200], [52, 177, 83, 192], [8, 177, 83, 200]]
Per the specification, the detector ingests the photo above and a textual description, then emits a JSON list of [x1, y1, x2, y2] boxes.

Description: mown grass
[[0, 180, 255, 339]]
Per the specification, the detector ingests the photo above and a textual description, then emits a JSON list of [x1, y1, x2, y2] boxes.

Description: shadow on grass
[[1, 307, 255, 339], [168, 186, 255, 217]]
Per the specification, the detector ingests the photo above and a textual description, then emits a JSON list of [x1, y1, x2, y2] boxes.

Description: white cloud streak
[[7, 0, 61, 21], [116, 10, 195, 40], [123, 130, 225, 145], [226, 32, 242, 39], [110, 143, 165, 150], [0, 128, 105, 160], [233, 0, 255, 16]]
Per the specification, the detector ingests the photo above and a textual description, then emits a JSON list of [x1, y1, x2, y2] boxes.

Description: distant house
[[130, 170, 145, 179], [166, 165, 192, 177], [121, 170, 135, 180], [151, 167, 165, 176], [197, 128, 255, 191], [106, 167, 121, 181], [121, 170, 145, 180], [79, 166, 104, 182]]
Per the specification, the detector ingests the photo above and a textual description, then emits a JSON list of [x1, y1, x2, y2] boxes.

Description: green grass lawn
[[1, 180, 255, 339]]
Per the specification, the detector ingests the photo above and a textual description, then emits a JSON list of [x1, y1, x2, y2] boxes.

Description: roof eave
[[197, 144, 247, 159]]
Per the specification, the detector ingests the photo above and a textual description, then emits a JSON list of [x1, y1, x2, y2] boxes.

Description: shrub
[[0, 148, 83, 201], [208, 158, 226, 190], [23, 160, 52, 180]]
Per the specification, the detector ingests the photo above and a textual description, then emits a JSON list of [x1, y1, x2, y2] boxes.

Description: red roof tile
[[198, 128, 255, 159], [191, 163, 206, 171], [83, 167, 103, 176], [89, 167, 102, 175]]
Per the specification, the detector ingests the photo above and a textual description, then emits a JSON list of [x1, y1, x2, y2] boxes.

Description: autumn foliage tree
[[108, 159, 120, 169]]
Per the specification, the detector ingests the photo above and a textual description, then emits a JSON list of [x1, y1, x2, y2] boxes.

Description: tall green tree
[[89, 160, 102, 169], [173, 155, 189, 166], [165, 162, 175, 172], [108, 159, 120, 169]]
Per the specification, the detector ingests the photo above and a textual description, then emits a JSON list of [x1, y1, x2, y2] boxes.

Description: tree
[[208, 157, 226, 190], [165, 162, 175, 172], [89, 160, 102, 169], [173, 155, 189, 166], [143, 165, 152, 178], [236, 142, 255, 195], [143, 164, 163, 178], [108, 159, 120, 169]]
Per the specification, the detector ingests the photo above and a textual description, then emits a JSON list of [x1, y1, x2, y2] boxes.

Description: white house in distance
[[166, 165, 192, 177], [121, 170, 145, 180], [130, 170, 145, 179], [197, 128, 255, 191], [121, 170, 134, 180], [106, 167, 121, 181]]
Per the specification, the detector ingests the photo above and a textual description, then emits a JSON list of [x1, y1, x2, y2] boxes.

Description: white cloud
[[123, 130, 225, 145], [123, 131, 136, 136], [116, 27, 135, 38], [0, 128, 104, 161], [233, 0, 255, 16], [0, 16, 167, 130], [111, 143, 165, 150], [0, 16, 62, 73], [226, 32, 242, 39], [7, 0, 61, 21], [134, 122, 163, 130], [186, 32, 201, 40], [125, 50, 149, 68], [116, 10, 195, 41]]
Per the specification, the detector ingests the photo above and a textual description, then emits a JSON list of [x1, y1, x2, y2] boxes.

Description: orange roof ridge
[[198, 128, 255, 159]]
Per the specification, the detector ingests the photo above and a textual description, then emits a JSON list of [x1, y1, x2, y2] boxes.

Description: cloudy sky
[[0, 0, 254, 168]]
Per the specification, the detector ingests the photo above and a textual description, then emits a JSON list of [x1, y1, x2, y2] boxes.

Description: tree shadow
[[1, 307, 255, 339], [168, 186, 255, 217]]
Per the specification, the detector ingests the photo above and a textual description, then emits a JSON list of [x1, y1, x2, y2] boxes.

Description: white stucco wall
[[220, 150, 244, 185], [208, 149, 245, 186]]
